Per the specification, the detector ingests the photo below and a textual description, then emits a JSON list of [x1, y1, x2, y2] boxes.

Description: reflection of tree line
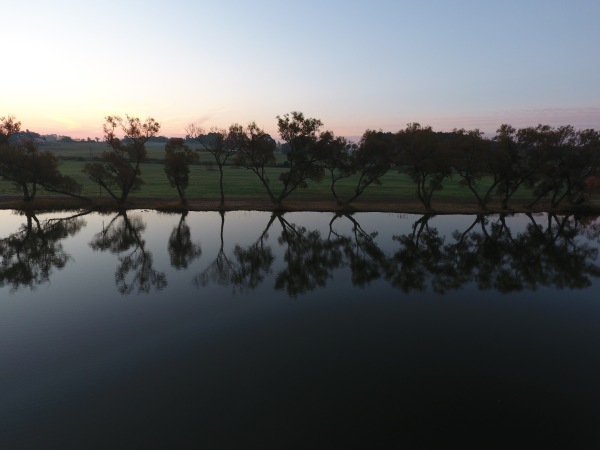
[[391, 213, 600, 293], [1, 211, 599, 295], [193, 212, 274, 291], [0, 212, 87, 291], [0, 211, 169, 294], [193, 212, 600, 296]]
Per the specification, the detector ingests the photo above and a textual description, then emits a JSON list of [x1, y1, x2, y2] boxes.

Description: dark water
[[1, 210, 599, 449]]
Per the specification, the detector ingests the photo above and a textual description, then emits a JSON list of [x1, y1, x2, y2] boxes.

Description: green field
[[40, 159, 423, 200], [0, 141, 536, 206], [40, 141, 216, 162]]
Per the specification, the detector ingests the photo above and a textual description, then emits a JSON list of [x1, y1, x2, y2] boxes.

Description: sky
[[3, 0, 600, 139]]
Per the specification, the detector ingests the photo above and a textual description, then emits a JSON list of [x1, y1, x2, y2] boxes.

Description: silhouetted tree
[[575, 129, 600, 203], [228, 113, 325, 206], [272, 112, 325, 204], [315, 130, 354, 204], [507, 124, 565, 208], [396, 123, 450, 211], [524, 126, 600, 208], [234, 122, 278, 201], [447, 128, 498, 208], [164, 138, 199, 205], [1, 116, 83, 202], [187, 123, 244, 206], [83, 115, 160, 206], [492, 124, 546, 209], [345, 130, 396, 205], [0, 115, 21, 145], [318, 130, 396, 205]]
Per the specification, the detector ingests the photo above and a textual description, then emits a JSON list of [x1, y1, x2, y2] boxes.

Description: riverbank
[[1, 195, 599, 215]]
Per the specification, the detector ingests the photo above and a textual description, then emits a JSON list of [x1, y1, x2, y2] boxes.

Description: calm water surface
[[1, 210, 599, 448]]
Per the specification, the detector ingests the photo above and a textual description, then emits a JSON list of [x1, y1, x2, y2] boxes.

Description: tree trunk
[[219, 166, 225, 206], [22, 183, 31, 202], [176, 183, 187, 206]]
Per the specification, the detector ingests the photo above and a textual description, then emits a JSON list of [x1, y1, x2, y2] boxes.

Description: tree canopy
[[1, 116, 82, 202], [187, 123, 244, 206], [164, 137, 198, 205], [83, 115, 160, 206]]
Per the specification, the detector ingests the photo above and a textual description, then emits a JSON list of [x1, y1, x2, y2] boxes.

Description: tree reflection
[[3, 209, 597, 297], [274, 214, 344, 296], [395, 213, 600, 293], [511, 213, 600, 290], [89, 212, 167, 294], [230, 217, 275, 289], [328, 213, 386, 287], [580, 215, 600, 244], [385, 215, 449, 292], [443, 214, 522, 292], [189, 211, 600, 296], [0, 211, 87, 291], [194, 212, 275, 292], [194, 212, 381, 296], [168, 212, 202, 269]]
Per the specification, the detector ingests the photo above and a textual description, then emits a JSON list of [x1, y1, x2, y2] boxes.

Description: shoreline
[[1, 195, 599, 215]]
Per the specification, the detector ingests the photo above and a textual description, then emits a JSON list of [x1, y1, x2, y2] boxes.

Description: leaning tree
[[345, 130, 396, 205], [0, 116, 82, 202], [317, 129, 396, 205], [315, 130, 354, 204], [446, 128, 499, 209], [235, 113, 325, 206], [83, 115, 160, 207], [396, 123, 451, 211], [234, 122, 278, 202], [272, 112, 324, 204]]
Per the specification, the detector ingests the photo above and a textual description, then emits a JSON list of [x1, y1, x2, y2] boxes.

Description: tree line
[[2, 112, 600, 210]]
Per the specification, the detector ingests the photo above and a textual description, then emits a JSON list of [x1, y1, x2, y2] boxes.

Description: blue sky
[[3, 0, 599, 138]]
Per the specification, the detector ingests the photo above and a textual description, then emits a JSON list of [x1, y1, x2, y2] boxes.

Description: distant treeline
[[1, 112, 599, 210]]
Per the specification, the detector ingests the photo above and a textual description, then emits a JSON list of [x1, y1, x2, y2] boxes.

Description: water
[[1, 210, 599, 448]]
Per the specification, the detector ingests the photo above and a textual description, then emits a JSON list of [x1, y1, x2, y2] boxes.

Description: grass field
[[40, 141, 217, 162], [0, 141, 538, 208]]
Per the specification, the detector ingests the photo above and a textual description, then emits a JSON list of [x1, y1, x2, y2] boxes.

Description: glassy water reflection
[[1, 210, 600, 448]]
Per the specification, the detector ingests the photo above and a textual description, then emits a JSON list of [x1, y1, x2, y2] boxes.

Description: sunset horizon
[[3, 0, 598, 140]]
